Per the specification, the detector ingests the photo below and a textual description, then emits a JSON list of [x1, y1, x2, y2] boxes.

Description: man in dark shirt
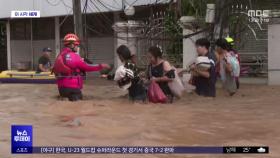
[[37, 47, 52, 73], [191, 38, 216, 97]]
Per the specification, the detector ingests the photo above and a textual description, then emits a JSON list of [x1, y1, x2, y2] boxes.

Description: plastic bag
[[168, 71, 185, 98], [228, 55, 240, 77], [225, 52, 240, 77], [181, 73, 196, 93], [148, 81, 167, 103]]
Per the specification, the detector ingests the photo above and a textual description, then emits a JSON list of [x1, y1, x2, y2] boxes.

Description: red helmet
[[63, 33, 80, 46]]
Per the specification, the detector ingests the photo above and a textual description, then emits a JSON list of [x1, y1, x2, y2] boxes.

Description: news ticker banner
[[12, 125, 269, 154], [31, 146, 268, 154]]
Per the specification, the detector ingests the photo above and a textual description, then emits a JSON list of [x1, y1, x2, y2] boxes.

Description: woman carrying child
[[215, 38, 240, 96], [114, 45, 147, 102]]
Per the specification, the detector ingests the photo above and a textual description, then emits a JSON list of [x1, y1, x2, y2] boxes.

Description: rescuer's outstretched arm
[[66, 53, 110, 72]]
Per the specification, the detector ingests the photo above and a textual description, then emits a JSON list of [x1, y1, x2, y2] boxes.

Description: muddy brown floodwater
[[0, 78, 279, 158]]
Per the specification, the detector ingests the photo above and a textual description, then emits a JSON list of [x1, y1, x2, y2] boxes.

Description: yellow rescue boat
[[0, 71, 56, 84]]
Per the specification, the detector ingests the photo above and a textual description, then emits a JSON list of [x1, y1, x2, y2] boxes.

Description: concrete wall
[[182, 29, 205, 68], [268, 24, 280, 85]]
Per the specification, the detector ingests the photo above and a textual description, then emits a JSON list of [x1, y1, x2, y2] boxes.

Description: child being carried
[[114, 45, 147, 102], [191, 56, 212, 76]]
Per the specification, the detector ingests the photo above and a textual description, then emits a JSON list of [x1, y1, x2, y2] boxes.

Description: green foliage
[[164, 10, 182, 60], [181, 0, 214, 17], [163, 0, 215, 65], [163, 10, 182, 66], [164, 10, 182, 39], [164, 0, 208, 55]]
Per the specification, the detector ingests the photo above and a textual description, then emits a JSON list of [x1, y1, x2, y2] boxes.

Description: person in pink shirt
[[53, 33, 110, 101]]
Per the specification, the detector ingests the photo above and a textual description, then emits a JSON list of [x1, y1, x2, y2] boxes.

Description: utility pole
[[176, 0, 182, 18], [214, 0, 227, 39], [169, 0, 181, 19], [122, 0, 125, 9], [72, 0, 85, 57]]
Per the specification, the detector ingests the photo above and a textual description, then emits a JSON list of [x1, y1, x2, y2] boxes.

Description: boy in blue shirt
[[190, 38, 216, 97]]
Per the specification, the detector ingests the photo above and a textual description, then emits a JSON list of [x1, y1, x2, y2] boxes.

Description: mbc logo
[[247, 10, 270, 23], [248, 10, 270, 18]]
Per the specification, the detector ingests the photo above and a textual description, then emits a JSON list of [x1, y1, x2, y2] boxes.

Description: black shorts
[[59, 88, 83, 101], [128, 82, 147, 101]]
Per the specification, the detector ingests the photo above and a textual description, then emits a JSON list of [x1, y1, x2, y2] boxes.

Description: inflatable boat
[[0, 71, 56, 84]]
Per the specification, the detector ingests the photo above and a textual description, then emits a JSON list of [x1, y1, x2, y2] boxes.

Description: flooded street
[[0, 78, 279, 158]]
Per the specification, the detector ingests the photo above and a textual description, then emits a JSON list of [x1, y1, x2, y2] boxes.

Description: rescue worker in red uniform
[[53, 33, 110, 101]]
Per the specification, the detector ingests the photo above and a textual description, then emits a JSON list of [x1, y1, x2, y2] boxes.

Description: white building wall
[[268, 24, 280, 85]]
